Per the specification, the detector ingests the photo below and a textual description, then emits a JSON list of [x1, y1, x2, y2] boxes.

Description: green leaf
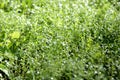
[[10, 31, 20, 39], [0, 64, 9, 76]]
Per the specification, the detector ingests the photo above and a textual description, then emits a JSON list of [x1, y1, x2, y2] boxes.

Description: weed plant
[[0, 0, 120, 80]]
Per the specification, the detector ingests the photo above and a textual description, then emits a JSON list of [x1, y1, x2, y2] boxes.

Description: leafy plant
[[0, 0, 120, 80]]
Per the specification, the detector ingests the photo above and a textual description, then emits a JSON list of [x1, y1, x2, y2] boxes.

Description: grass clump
[[0, 0, 120, 80]]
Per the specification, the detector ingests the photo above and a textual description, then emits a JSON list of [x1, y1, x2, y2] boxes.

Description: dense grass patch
[[0, 0, 120, 80]]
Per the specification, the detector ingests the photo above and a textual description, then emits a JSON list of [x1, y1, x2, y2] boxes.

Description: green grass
[[0, 0, 120, 80]]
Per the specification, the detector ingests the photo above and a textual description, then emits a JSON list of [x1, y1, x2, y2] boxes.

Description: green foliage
[[0, 0, 120, 80]]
